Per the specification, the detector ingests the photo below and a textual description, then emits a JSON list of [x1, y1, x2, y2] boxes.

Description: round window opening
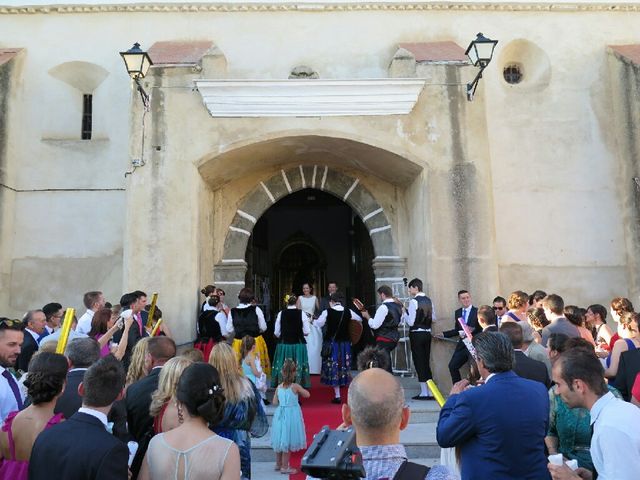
[[503, 64, 523, 84]]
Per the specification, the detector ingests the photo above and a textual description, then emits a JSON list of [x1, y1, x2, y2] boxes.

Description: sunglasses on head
[[0, 318, 24, 330]]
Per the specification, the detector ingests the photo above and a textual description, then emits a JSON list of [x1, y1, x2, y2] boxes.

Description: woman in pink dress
[[89, 307, 134, 359], [0, 352, 68, 480]]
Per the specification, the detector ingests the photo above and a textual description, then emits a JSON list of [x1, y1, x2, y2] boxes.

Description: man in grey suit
[[55, 338, 100, 419]]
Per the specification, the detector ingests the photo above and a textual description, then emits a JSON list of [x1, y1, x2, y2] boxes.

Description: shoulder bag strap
[[392, 460, 430, 480]]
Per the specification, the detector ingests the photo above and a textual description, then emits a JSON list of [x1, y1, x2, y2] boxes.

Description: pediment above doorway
[[194, 78, 425, 117]]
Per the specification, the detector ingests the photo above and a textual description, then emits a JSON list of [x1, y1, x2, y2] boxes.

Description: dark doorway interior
[[245, 188, 375, 321]]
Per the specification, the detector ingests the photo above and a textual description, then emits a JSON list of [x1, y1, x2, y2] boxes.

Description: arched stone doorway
[[213, 165, 406, 307], [244, 188, 377, 319]]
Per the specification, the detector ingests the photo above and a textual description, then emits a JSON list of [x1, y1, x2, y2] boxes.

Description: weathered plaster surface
[[0, 5, 635, 368]]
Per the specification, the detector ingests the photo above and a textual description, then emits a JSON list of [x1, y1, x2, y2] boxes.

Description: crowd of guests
[[2, 285, 640, 480], [0, 289, 266, 480], [434, 290, 640, 480]]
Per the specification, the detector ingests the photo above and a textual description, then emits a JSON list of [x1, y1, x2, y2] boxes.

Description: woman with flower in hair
[[139, 362, 240, 480], [272, 294, 310, 388]]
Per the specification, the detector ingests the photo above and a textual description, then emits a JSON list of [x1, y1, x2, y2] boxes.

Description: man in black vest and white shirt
[[360, 285, 402, 373], [402, 278, 435, 400]]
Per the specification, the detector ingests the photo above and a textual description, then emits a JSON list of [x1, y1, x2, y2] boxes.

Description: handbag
[[322, 310, 346, 358]]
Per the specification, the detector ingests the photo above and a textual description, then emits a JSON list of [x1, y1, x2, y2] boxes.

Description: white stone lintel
[[194, 78, 425, 117]]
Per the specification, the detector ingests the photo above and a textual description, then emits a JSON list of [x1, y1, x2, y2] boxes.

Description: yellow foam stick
[[151, 318, 163, 337], [427, 379, 446, 408], [146, 292, 158, 329], [56, 308, 75, 354]]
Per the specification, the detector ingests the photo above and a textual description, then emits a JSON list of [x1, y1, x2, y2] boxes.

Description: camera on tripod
[[300, 426, 365, 479]]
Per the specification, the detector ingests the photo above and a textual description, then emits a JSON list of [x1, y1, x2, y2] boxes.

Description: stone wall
[[607, 49, 640, 304]]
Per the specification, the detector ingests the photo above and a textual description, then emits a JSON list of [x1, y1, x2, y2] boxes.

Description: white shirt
[[589, 391, 640, 479], [76, 309, 95, 335], [401, 293, 436, 330], [0, 366, 24, 424], [368, 299, 397, 330], [226, 304, 267, 336], [274, 306, 311, 338], [215, 311, 229, 337], [314, 304, 362, 328], [78, 407, 109, 429]]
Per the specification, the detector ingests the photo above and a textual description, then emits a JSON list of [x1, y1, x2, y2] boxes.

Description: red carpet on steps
[[288, 375, 346, 480]]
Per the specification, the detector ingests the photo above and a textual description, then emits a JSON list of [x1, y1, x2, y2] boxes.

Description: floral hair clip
[[284, 294, 291, 304]]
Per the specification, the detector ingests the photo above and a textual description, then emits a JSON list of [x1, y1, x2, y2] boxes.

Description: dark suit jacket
[[113, 312, 149, 370], [513, 350, 551, 388], [126, 367, 161, 477], [443, 307, 481, 339], [125, 367, 160, 442], [29, 411, 129, 480], [616, 348, 640, 401], [483, 325, 498, 332], [54, 369, 86, 419], [17, 332, 38, 372], [437, 371, 550, 480]]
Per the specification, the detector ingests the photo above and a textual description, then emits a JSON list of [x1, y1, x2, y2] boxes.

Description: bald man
[[341, 368, 455, 480]]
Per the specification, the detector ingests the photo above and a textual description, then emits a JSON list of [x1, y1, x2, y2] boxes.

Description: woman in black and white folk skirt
[[314, 292, 362, 403]]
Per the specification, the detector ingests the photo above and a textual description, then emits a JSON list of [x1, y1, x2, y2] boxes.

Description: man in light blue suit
[[436, 331, 550, 480]]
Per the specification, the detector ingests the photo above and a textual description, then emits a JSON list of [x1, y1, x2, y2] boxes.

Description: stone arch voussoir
[[215, 165, 406, 299]]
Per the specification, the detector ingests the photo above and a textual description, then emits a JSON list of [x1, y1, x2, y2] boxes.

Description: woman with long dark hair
[[88, 307, 134, 359]]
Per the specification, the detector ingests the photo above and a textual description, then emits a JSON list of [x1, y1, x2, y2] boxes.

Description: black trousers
[[375, 339, 397, 373], [448, 340, 471, 384], [409, 330, 433, 382]]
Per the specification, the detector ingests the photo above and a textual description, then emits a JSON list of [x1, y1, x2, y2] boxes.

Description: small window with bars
[[503, 64, 523, 85], [81, 94, 92, 140]]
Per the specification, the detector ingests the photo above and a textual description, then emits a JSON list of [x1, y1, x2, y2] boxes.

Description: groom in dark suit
[[437, 332, 550, 480], [29, 355, 129, 480], [443, 290, 480, 383]]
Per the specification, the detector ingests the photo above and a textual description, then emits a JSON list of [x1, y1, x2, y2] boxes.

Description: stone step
[[251, 422, 441, 462]]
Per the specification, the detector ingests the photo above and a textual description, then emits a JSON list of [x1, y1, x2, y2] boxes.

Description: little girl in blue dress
[[271, 358, 310, 474]]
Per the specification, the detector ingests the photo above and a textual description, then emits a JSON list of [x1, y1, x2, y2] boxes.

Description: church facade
[[1, 0, 639, 384]]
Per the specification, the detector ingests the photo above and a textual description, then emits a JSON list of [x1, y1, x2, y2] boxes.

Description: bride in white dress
[[296, 283, 322, 374]]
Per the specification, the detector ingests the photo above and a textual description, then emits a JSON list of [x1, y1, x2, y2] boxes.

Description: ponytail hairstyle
[[284, 294, 297, 307], [239, 335, 256, 363], [176, 363, 226, 426], [281, 358, 297, 386], [24, 352, 68, 405]]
